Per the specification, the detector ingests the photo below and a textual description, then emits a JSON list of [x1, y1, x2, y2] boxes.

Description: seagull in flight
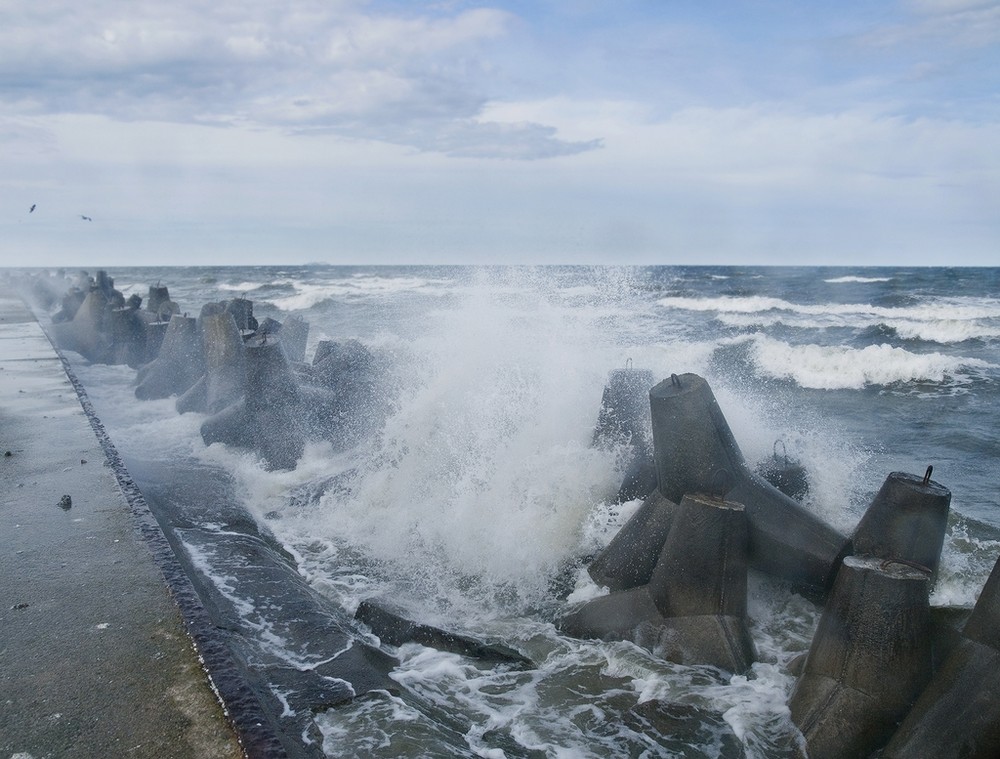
[[80, 215, 92, 221], [29, 204, 35, 213]]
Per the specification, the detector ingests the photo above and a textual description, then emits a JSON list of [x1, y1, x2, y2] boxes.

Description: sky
[[2, 0, 999, 267]]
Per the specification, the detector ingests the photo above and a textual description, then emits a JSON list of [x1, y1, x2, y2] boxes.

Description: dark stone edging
[[43, 325, 289, 759]]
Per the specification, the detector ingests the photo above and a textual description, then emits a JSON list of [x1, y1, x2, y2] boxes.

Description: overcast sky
[[2, 0, 999, 267]]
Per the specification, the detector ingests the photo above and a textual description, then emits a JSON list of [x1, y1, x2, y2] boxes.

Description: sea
[[50, 265, 1000, 757]]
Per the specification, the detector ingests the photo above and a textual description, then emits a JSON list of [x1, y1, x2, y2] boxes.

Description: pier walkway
[[0, 287, 243, 759]]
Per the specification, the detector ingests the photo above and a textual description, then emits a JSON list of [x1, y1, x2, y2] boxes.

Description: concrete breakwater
[[29, 269, 390, 471], [570, 365, 998, 758], [18, 268, 1000, 758]]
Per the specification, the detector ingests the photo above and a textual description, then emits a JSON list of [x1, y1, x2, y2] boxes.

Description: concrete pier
[[0, 288, 242, 759]]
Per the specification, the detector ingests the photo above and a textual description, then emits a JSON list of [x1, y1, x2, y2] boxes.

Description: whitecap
[[663, 294, 1000, 344], [823, 276, 893, 284], [892, 319, 1000, 343], [216, 280, 268, 292], [259, 275, 455, 311], [743, 335, 995, 390]]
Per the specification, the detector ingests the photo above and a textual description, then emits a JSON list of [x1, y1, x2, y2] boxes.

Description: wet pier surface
[[0, 288, 242, 759]]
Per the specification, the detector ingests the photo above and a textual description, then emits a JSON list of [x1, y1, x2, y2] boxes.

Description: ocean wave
[[664, 295, 1000, 344], [216, 280, 266, 292], [891, 319, 1000, 343], [267, 282, 348, 311], [660, 294, 1000, 320], [823, 276, 893, 284], [253, 275, 454, 311], [742, 335, 996, 390], [660, 295, 794, 313]]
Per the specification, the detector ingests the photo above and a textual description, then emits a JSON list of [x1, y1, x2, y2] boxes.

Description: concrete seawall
[[0, 288, 244, 758]]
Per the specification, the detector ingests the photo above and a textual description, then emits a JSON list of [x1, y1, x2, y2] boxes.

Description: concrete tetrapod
[[94, 269, 115, 299], [789, 555, 933, 759], [225, 297, 257, 334], [587, 489, 677, 591], [754, 441, 809, 501], [50, 288, 112, 363], [201, 334, 304, 470], [648, 373, 850, 597], [135, 315, 204, 400], [177, 304, 246, 415], [592, 366, 658, 503], [562, 493, 756, 673], [52, 287, 86, 323], [146, 284, 171, 316], [299, 339, 388, 449], [107, 306, 146, 367], [279, 314, 310, 364], [141, 319, 170, 365], [882, 552, 1000, 759], [964, 550, 1000, 650], [852, 467, 951, 580]]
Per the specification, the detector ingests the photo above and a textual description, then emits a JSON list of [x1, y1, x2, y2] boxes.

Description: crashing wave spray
[[276, 269, 668, 616]]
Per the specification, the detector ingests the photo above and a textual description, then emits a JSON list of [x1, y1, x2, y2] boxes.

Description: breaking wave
[[660, 295, 1000, 344], [741, 335, 996, 390], [823, 276, 893, 284]]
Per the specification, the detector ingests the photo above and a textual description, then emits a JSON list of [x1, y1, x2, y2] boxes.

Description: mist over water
[[59, 265, 1000, 757]]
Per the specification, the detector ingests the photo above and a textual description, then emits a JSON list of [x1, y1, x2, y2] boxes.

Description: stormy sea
[[42, 265, 1000, 757]]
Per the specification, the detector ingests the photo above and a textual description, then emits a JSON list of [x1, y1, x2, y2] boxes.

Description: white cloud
[[0, 0, 595, 159], [2, 2, 998, 265], [864, 1, 1000, 48], [906, 0, 997, 13], [483, 97, 1000, 186], [324, 8, 510, 63]]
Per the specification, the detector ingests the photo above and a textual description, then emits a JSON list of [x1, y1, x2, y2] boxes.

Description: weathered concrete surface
[[0, 288, 243, 759]]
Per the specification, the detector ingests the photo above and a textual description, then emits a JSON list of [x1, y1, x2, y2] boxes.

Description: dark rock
[[356, 599, 533, 668]]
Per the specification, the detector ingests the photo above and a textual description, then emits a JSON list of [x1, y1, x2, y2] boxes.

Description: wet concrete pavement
[[0, 288, 243, 759]]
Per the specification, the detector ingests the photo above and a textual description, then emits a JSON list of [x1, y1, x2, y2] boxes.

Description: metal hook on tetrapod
[[773, 439, 789, 465]]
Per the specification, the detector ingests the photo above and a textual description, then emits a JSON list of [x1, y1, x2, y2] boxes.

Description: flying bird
[[29, 204, 35, 213], [80, 215, 92, 221]]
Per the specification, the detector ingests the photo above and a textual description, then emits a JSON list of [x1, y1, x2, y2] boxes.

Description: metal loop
[[670, 373, 681, 388], [922, 465, 933, 487], [773, 439, 788, 464]]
